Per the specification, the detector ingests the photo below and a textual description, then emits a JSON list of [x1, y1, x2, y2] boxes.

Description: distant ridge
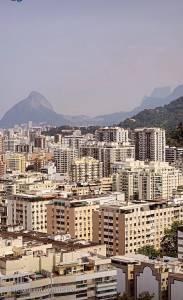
[[119, 96, 183, 130], [1, 84, 183, 128]]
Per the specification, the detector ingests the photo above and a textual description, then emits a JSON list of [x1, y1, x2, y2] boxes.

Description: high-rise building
[[80, 142, 135, 177], [71, 156, 103, 183], [6, 154, 26, 173], [113, 161, 183, 201], [165, 146, 177, 163], [134, 128, 166, 162], [0, 160, 6, 178], [47, 194, 121, 241], [93, 200, 183, 256], [0, 135, 4, 154], [95, 127, 128, 143], [54, 147, 79, 174], [34, 135, 46, 149], [7, 193, 56, 232]]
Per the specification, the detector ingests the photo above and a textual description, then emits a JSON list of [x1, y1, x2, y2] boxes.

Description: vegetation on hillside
[[119, 96, 183, 131], [166, 122, 183, 147]]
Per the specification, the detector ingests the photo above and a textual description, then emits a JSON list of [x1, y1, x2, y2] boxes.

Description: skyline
[[1, 0, 183, 116]]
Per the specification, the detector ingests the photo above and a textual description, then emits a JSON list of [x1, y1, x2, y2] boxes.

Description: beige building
[[47, 194, 124, 241], [0, 160, 6, 177], [71, 156, 103, 183], [7, 193, 56, 232], [47, 195, 112, 240], [59, 177, 113, 196], [80, 141, 135, 177], [6, 154, 26, 173], [93, 199, 183, 257], [0, 231, 117, 300], [112, 254, 183, 300]]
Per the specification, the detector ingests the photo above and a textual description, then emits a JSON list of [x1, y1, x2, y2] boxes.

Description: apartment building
[[4, 138, 20, 152], [71, 156, 103, 183], [59, 177, 113, 196], [113, 161, 183, 201], [93, 199, 183, 256], [54, 147, 79, 174], [0, 231, 117, 300], [0, 160, 6, 177], [61, 135, 89, 149], [168, 271, 183, 300], [165, 146, 177, 163], [112, 254, 183, 300], [0, 135, 4, 154], [15, 143, 34, 154], [165, 146, 183, 164], [6, 153, 26, 173], [134, 127, 166, 162], [34, 135, 46, 149], [178, 226, 183, 261], [47, 194, 123, 241], [80, 141, 135, 177], [7, 193, 57, 232], [95, 127, 129, 143]]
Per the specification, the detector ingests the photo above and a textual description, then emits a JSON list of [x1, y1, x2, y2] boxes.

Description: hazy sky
[[0, 0, 183, 116]]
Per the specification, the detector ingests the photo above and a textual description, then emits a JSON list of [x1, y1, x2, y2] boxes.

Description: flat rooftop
[[0, 231, 101, 253]]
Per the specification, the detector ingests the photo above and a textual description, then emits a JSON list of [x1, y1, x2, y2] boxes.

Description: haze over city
[[0, 0, 183, 117]]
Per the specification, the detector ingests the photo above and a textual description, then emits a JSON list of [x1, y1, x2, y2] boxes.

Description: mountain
[[94, 85, 183, 125], [119, 96, 183, 130], [1, 84, 183, 128], [0, 91, 68, 128]]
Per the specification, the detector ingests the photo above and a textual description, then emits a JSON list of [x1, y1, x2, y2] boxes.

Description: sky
[[0, 0, 183, 117]]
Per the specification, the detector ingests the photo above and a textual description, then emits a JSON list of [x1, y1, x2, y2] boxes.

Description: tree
[[137, 245, 160, 258], [117, 293, 133, 300], [137, 292, 154, 300], [160, 221, 183, 257]]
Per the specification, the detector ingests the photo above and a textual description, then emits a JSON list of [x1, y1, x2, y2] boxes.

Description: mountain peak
[[0, 91, 67, 128], [25, 91, 54, 111]]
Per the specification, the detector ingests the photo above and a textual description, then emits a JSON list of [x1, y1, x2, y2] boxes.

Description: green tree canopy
[[161, 221, 183, 257], [137, 245, 160, 258]]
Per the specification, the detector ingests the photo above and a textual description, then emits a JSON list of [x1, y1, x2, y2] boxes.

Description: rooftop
[[0, 231, 101, 253]]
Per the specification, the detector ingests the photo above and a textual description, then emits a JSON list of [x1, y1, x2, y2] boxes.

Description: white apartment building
[[134, 127, 166, 162], [93, 199, 183, 257], [95, 127, 129, 143], [80, 141, 135, 177], [7, 193, 56, 232], [4, 138, 20, 152], [54, 147, 79, 174], [113, 160, 183, 201]]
